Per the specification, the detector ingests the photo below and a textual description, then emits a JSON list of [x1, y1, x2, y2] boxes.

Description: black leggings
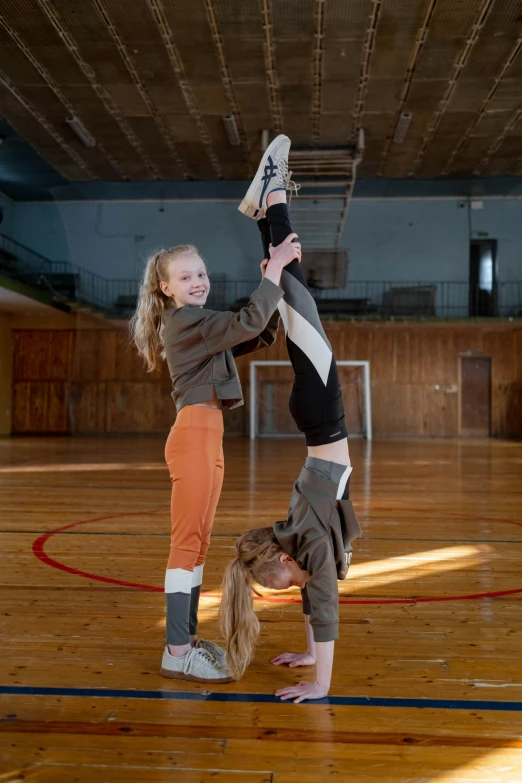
[[257, 204, 347, 446]]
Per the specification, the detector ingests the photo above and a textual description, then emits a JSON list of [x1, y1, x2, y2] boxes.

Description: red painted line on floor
[[32, 511, 164, 592], [31, 510, 522, 605]]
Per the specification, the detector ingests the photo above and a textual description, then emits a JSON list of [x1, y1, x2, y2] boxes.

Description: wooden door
[[459, 356, 491, 436]]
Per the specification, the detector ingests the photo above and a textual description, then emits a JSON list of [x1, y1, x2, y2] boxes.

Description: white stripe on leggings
[[336, 466, 353, 500], [278, 300, 332, 386], [165, 568, 193, 594]]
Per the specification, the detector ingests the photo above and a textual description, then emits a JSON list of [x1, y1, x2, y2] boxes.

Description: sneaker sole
[[238, 134, 291, 218], [160, 666, 234, 684]]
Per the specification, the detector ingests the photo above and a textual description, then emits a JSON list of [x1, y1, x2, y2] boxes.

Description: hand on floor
[[271, 651, 316, 668], [276, 680, 329, 704]]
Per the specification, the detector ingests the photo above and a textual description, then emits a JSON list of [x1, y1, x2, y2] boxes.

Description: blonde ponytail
[[219, 527, 285, 680], [130, 244, 199, 372], [220, 557, 259, 680]]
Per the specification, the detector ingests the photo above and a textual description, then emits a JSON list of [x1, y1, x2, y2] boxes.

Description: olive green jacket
[[162, 277, 283, 411], [274, 467, 362, 642]]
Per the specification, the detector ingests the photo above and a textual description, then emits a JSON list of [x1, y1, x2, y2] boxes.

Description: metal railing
[[0, 233, 138, 316], [1, 233, 521, 319], [206, 279, 522, 318]]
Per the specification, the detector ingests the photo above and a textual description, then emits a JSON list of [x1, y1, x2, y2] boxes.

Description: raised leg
[[265, 199, 348, 448]]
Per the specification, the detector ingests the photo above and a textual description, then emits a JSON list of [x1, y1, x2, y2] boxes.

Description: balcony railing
[[1, 233, 520, 319], [206, 279, 522, 318]]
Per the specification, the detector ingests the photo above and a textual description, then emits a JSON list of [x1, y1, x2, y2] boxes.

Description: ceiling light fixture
[[223, 115, 241, 146], [394, 112, 412, 143], [65, 116, 96, 148]]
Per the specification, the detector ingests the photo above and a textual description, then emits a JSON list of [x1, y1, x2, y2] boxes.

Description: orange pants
[[165, 405, 224, 573]]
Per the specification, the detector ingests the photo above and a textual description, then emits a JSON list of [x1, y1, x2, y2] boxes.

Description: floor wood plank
[[1, 436, 522, 781]]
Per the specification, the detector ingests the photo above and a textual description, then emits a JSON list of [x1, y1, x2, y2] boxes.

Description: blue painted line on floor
[[2, 685, 522, 710]]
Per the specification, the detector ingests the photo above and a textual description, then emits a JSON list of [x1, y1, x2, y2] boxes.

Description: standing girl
[[130, 136, 301, 684]]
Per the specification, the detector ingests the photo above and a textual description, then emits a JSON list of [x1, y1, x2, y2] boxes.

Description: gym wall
[[9, 320, 522, 439], [6, 196, 522, 284]]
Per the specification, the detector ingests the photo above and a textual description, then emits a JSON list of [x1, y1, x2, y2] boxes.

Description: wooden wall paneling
[[11, 332, 25, 381], [371, 383, 424, 436], [394, 328, 412, 385], [483, 331, 515, 438], [485, 330, 516, 437], [72, 331, 117, 383], [491, 379, 504, 438], [10, 323, 522, 437], [105, 382, 173, 433], [503, 330, 522, 438], [48, 332, 75, 381], [490, 380, 522, 439], [12, 382, 46, 433], [453, 328, 483, 358], [12, 332, 47, 381], [458, 356, 492, 436], [368, 326, 395, 383], [114, 330, 150, 383], [438, 330, 459, 385], [422, 384, 458, 436], [69, 382, 107, 433], [407, 329, 423, 385], [388, 327, 423, 386], [516, 331, 522, 381], [12, 330, 74, 381], [11, 381, 70, 434], [47, 382, 71, 433], [274, 363, 298, 437], [483, 330, 517, 383], [353, 326, 371, 363], [418, 329, 445, 385], [11, 331, 75, 433], [221, 405, 246, 435], [339, 365, 365, 434], [150, 382, 177, 432], [333, 321, 357, 361], [106, 382, 139, 433], [106, 383, 152, 433], [505, 383, 522, 438]]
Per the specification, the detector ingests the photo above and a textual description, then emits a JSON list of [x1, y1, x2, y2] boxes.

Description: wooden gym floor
[[0, 435, 521, 781]]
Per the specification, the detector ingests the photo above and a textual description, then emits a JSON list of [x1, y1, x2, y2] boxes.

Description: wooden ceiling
[[0, 0, 521, 183]]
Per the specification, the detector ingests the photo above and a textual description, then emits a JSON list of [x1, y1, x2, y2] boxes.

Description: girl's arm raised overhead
[[199, 236, 301, 356], [231, 259, 282, 358]]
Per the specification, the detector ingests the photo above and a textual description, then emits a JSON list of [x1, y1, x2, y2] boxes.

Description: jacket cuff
[[311, 621, 339, 643], [257, 276, 284, 305], [301, 589, 311, 616]]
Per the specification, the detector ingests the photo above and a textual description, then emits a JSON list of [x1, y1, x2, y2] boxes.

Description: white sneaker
[[160, 646, 233, 683], [238, 134, 297, 218], [195, 638, 227, 667]]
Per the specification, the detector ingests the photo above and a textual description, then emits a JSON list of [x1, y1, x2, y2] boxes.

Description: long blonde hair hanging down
[[219, 527, 285, 680], [130, 244, 199, 372]]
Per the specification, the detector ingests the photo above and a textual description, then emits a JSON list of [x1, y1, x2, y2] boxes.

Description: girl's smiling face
[[160, 252, 210, 308]]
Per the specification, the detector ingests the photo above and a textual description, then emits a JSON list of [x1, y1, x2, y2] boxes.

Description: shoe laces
[[198, 638, 221, 654], [276, 159, 301, 204], [184, 646, 215, 673]]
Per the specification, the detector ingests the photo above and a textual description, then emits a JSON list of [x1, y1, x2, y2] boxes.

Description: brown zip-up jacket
[[274, 467, 362, 643], [162, 277, 283, 411]]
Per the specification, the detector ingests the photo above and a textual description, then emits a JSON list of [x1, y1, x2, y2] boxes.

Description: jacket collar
[[297, 466, 339, 500]]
